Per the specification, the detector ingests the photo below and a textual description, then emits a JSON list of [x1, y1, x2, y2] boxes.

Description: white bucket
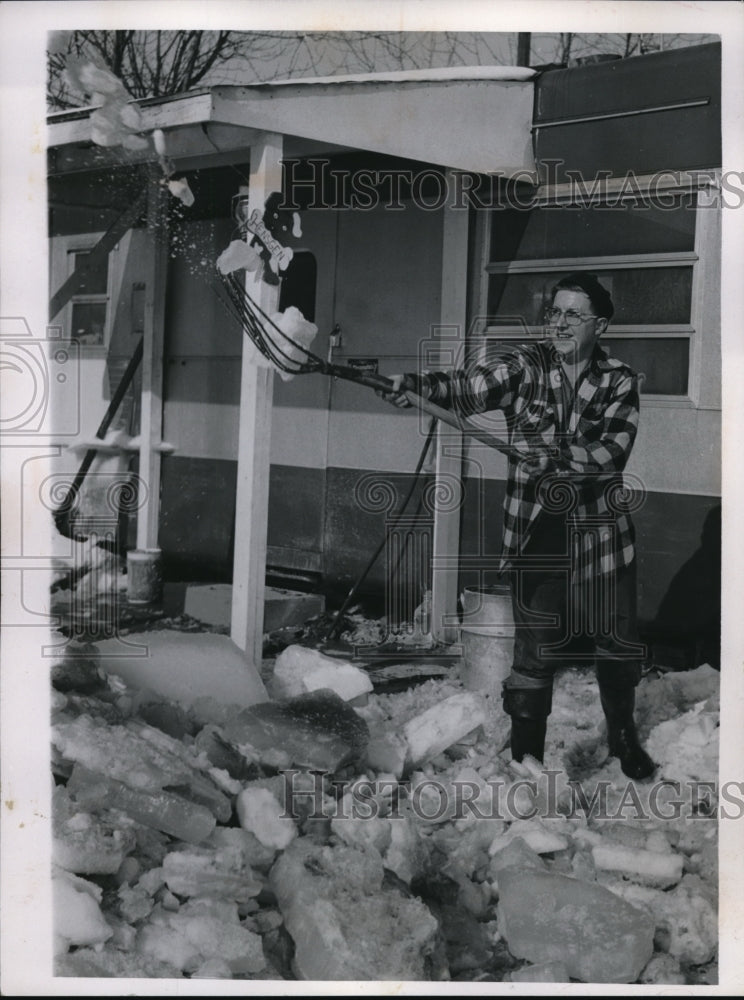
[[460, 585, 515, 695]]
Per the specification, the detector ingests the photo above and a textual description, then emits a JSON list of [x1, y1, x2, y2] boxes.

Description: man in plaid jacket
[[382, 272, 655, 780]]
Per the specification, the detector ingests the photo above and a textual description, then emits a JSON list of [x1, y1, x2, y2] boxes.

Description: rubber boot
[[502, 684, 553, 764], [596, 665, 655, 780]]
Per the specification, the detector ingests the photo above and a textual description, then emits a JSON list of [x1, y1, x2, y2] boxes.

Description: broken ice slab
[[54, 713, 232, 819], [53, 784, 136, 876], [403, 692, 487, 769], [67, 764, 216, 844], [497, 868, 655, 983], [161, 846, 262, 902], [488, 818, 569, 857], [55, 943, 180, 979], [207, 826, 278, 873], [592, 842, 683, 888], [136, 898, 266, 976], [52, 714, 197, 791], [271, 644, 373, 702], [220, 689, 370, 773], [269, 838, 441, 981], [95, 631, 268, 718]]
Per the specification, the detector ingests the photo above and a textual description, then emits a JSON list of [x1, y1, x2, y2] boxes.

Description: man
[[380, 272, 655, 780]]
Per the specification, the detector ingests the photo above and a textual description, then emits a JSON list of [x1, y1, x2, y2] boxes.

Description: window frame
[[475, 174, 718, 407], [53, 233, 116, 355]]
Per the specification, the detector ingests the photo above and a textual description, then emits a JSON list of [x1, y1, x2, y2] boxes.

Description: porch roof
[[47, 67, 537, 178]]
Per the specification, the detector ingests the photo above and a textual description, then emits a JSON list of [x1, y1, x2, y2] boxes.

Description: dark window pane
[[278, 251, 317, 323], [71, 250, 109, 295], [487, 267, 692, 326], [603, 338, 689, 395], [489, 192, 697, 261], [70, 302, 107, 345]]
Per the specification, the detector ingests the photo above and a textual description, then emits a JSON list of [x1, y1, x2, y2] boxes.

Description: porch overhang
[[47, 66, 537, 179]]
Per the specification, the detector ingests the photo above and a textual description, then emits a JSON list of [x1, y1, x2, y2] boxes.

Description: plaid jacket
[[409, 340, 641, 582]]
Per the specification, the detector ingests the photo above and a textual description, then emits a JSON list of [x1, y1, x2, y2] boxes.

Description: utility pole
[[516, 33, 531, 67]]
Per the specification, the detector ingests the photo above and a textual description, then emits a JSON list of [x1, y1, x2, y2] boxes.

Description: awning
[[48, 67, 538, 179]]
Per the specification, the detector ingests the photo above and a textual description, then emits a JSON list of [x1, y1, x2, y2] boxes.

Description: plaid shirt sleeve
[[549, 372, 640, 477], [405, 355, 528, 418]]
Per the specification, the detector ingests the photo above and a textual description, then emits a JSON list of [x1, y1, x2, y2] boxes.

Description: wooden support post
[[134, 174, 167, 557], [431, 175, 468, 644], [230, 133, 283, 659]]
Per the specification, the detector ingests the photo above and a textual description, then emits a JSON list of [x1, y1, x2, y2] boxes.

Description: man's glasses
[[544, 306, 598, 327]]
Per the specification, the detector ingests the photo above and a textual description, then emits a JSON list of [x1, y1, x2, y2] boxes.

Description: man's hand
[[376, 374, 414, 408], [519, 444, 557, 477]]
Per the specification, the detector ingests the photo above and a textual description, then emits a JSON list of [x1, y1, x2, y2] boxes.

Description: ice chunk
[[269, 838, 440, 981], [497, 868, 655, 983], [67, 764, 216, 844], [137, 899, 266, 975], [330, 795, 392, 856], [646, 702, 719, 786], [53, 784, 136, 874], [207, 825, 278, 872], [236, 786, 298, 850], [592, 842, 683, 888], [272, 644, 373, 702], [364, 728, 408, 778], [488, 818, 569, 857], [55, 943, 180, 979], [167, 177, 194, 207], [510, 959, 570, 983], [403, 692, 487, 768], [162, 845, 262, 902], [117, 884, 155, 923], [653, 874, 718, 966], [52, 714, 195, 791], [220, 689, 369, 773], [488, 836, 546, 881], [53, 871, 113, 950], [383, 817, 428, 885], [638, 953, 687, 985]]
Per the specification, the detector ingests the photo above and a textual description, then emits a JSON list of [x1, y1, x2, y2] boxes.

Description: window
[[478, 189, 703, 399], [65, 241, 113, 348]]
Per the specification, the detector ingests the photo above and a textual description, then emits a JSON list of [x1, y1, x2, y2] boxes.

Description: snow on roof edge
[[247, 65, 537, 88]]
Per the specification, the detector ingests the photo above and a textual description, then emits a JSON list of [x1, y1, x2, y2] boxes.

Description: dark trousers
[[507, 512, 644, 689]]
